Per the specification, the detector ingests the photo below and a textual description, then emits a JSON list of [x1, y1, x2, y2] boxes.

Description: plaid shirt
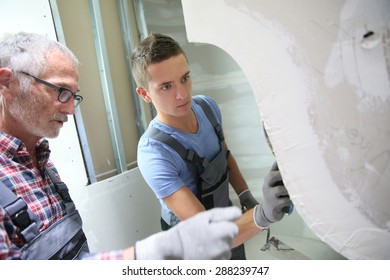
[[0, 132, 124, 260]]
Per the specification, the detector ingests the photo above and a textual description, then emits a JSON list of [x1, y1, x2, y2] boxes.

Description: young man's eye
[[161, 84, 171, 91], [182, 75, 190, 83]]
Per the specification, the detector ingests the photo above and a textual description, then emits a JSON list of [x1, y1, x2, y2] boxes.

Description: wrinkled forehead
[[41, 50, 79, 77]]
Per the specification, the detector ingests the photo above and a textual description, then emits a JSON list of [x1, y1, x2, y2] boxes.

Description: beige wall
[[56, 0, 147, 181]]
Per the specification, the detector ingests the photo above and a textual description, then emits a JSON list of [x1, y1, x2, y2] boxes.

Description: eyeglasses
[[19, 71, 83, 107]]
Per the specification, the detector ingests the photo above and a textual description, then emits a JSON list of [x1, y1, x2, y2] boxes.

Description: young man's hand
[[254, 162, 293, 228]]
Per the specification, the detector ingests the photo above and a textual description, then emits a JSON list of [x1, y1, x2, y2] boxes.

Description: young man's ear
[[136, 87, 152, 103]]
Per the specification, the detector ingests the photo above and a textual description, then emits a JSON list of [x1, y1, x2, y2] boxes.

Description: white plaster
[[182, 0, 390, 259]]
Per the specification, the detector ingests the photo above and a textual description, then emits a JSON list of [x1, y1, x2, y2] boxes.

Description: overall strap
[[45, 167, 75, 213], [192, 96, 225, 142], [145, 127, 206, 167], [0, 167, 75, 243], [45, 168, 73, 203], [0, 181, 43, 242]]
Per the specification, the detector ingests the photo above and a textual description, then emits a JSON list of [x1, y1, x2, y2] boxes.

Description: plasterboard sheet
[[182, 0, 390, 259]]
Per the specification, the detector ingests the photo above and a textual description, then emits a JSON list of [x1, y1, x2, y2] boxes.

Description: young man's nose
[[175, 84, 189, 100]]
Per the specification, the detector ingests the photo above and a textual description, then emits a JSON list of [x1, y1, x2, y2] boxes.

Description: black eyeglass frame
[[19, 71, 83, 107]]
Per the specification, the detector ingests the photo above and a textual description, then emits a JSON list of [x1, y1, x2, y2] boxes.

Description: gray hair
[[0, 32, 78, 91]]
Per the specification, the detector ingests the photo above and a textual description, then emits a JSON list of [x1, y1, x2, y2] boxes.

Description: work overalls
[[145, 96, 246, 260], [0, 168, 89, 259]]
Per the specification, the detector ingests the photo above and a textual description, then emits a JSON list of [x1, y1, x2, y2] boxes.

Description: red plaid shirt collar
[[0, 132, 51, 173]]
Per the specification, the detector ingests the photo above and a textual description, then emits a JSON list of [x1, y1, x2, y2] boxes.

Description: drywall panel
[[0, 0, 88, 188], [182, 0, 390, 259], [69, 167, 161, 253]]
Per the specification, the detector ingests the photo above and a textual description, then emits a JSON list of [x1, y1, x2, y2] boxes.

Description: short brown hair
[[131, 33, 187, 89]]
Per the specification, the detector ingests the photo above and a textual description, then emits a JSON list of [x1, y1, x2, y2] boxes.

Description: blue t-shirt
[[137, 95, 223, 215]]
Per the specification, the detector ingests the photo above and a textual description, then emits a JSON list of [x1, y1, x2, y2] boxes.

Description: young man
[[0, 32, 241, 260], [133, 33, 293, 260]]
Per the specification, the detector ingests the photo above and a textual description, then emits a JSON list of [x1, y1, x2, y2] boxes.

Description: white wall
[[182, 0, 390, 259]]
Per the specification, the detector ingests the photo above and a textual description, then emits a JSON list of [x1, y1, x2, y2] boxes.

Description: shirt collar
[[0, 132, 51, 170]]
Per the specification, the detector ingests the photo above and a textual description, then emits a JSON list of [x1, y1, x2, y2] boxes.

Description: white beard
[[8, 90, 64, 139]]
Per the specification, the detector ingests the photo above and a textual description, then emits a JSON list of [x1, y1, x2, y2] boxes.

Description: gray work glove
[[254, 162, 292, 228], [238, 189, 259, 211], [135, 206, 241, 260]]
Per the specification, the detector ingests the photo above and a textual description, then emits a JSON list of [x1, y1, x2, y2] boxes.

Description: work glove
[[254, 162, 293, 228], [238, 189, 259, 211], [135, 206, 241, 260]]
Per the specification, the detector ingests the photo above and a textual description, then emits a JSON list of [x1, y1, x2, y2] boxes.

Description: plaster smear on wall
[[182, 0, 390, 259], [319, 0, 390, 234]]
